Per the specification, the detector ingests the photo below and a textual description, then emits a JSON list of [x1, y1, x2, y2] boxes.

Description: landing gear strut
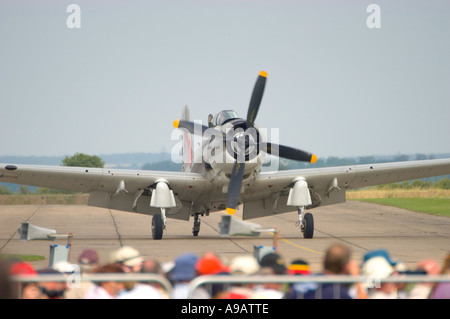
[[298, 207, 314, 239], [192, 213, 202, 237]]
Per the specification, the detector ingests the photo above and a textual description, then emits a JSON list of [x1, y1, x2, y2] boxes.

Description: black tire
[[152, 214, 163, 240], [302, 212, 314, 239], [192, 218, 200, 237]]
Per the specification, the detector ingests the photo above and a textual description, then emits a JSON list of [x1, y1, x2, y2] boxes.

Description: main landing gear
[[152, 211, 205, 240], [297, 206, 314, 239], [192, 213, 202, 237], [152, 214, 164, 240]]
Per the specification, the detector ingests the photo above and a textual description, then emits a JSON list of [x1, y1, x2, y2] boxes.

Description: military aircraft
[[1, 71, 450, 240]]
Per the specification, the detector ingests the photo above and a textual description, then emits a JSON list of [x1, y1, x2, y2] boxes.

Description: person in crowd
[[407, 259, 441, 299], [259, 253, 287, 275], [252, 253, 287, 298], [251, 266, 284, 299], [111, 245, 144, 273], [361, 252, 398, 299], [195, 252, 230, 298], [110, 245, 144, 293], [215, 254, 260, 299], [287, 259, 311, 276], [118, 258, 166, 299], [0, 258, 14, 299], [429, 252, 450, 299], [301, 243, 366, 299], [8, 261, 40, 299], [64, 249, 100, 299], [284, 259, 316, 299], [169, 253, 210, 299], [37, 268, 68, 299], [78, 249, 100, 273], [83, 264, 125, 299], [140, 258, 171, 298]]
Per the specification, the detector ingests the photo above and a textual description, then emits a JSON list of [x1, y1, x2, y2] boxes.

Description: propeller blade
[[262, 142, 317, 163], [226, 161, 246, 214], [246, 71, 267, 128], [173, 119, 210, 136]]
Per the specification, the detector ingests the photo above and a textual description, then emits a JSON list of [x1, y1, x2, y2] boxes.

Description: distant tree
[[142, 160, 181, 171], [394, 155, 410, 162], [62, 153, 105, 168], [358, 156, 375, 164], [437, 178, 450, 190]]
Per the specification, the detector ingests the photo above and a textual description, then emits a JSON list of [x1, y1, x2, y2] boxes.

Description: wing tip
[[173, 119, 180, 128]]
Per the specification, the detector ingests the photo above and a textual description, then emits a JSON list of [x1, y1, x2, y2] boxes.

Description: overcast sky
[[1, 0, 449, 160]]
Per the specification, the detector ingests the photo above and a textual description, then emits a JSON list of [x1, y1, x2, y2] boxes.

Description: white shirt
[[83, 286, 114, 299], [117, 283, 164, 299]]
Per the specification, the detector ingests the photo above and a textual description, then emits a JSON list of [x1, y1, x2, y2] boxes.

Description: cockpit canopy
[[211, 110, 239, 127]]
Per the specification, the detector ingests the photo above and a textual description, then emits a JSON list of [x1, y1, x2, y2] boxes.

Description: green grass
[[0, 254, 45, 262], [357, 198, 450, 217]]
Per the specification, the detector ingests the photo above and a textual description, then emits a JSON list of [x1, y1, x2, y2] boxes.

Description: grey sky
[[1, 0, 449, 159]]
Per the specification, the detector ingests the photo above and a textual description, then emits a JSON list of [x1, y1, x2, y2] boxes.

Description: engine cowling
[[205, 118, 264, 177]]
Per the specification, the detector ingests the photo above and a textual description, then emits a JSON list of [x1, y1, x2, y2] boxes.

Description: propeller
[[173, 71, 317, 215], [261, 142, 317, 164], [225, 71, 267, 214], [173, 119, 209, 136], [246, 71, 267, 128]]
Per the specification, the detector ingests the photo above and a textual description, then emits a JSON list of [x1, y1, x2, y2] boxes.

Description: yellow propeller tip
[[259, 71, 268, 78], [226, 208, 237, 215], [173, 119, 180, 128], [310, 154, 317, 164]]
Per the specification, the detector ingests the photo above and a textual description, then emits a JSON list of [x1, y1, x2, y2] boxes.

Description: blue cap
[[170, 253, 198, 282], [363, 249, 398, 266]]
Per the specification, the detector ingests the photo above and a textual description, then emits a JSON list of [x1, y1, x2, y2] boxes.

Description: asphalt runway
[[1, 202, 449, 272]]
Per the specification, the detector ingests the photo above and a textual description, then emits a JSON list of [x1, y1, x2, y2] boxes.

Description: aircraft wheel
[[152, 214, 163, 240], [192, 214, 201, 237], [302, 212, 314, 239]]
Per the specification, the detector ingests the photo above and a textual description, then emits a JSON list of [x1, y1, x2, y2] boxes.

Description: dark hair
[[92, 263, 125, 286]]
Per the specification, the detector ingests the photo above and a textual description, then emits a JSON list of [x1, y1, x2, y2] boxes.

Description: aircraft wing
[[241, 158, 450, 219], [0, 164, 211, 220]]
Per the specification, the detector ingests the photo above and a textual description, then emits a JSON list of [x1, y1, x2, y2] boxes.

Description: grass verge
[[0, 254, 46, 262], [355, 198, 450, 217], [348, 188, 450, 217]]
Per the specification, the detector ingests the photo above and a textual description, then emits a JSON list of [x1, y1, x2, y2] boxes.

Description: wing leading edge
[[0, 164, 211, 220], [2, 158, 450, 221], [241, 158, 450, 220]]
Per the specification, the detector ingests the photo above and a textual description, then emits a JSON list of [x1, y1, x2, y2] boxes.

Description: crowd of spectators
[[0, 243, 448, 299]]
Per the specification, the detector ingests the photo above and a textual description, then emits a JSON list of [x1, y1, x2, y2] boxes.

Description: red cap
[[196, 252, 230, 275], [9, 262, 37, 276]]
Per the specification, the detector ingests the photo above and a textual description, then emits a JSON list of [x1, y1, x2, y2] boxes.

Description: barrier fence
[[9, 273, 450, 299], [188, 274, 450, 298]]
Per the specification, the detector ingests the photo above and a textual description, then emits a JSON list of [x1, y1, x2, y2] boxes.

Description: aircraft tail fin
[[181, 105, 193, 172]]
